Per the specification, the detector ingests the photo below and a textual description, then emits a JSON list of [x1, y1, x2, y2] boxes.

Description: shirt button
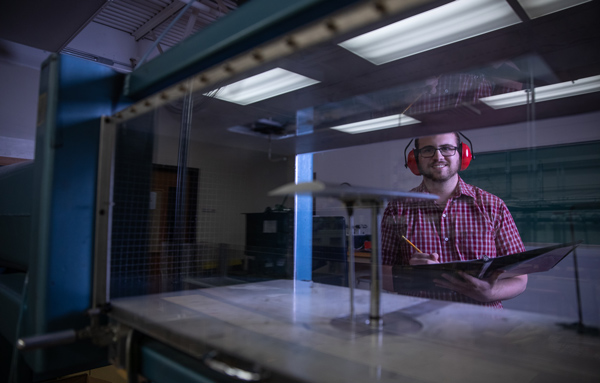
[[442, 213, 447, 218], [444, 237, 449, 241]]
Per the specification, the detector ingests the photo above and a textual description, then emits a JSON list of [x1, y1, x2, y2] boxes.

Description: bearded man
[[381, 132, 527, 308]]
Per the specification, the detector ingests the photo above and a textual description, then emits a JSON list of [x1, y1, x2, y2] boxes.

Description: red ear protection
[[404, 133, 474, 176], [460, 142, 472, 171], [406, 149, 420, 175]]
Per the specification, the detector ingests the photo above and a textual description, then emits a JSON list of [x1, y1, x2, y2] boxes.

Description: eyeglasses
[[416, 146, 458, 158]]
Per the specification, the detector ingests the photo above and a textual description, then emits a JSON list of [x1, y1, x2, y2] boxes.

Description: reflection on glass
[[481, 74, 600, 109], [517, 0, 592, 19]]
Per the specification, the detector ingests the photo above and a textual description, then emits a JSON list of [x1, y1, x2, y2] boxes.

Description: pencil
[[401, 235, 422, 253]]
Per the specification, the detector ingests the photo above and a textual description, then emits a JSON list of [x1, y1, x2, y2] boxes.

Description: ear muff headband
[[404, 133, 475, 176]]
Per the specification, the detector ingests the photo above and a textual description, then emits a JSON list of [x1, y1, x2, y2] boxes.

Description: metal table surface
[[109, 280, 600, 383]]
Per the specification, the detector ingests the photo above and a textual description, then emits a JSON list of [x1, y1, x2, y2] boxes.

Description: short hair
[[415, 132, 461, 150]]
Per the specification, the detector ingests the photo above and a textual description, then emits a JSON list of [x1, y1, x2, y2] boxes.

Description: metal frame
[[93, 117, 118, 311]]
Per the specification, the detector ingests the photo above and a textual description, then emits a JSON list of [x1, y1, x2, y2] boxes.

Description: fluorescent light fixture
[[206, 68, 319, 105], [517, 0, 591, 19], [330, 114, 420, 134], [338, 0, 521, 65], [480, 75, 600, 109]]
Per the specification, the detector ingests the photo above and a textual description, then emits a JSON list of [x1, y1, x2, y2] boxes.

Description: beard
[[418, 159, 460, 183]]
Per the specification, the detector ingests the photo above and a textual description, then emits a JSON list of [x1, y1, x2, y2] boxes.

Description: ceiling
[[92, 0, 241, 52], [0, 0, 243, 68], [1, 0, 599, 157], [0, 0, 107, 53]]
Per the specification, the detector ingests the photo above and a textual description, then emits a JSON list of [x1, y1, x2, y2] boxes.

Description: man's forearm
[[435, 272, 528, 303], [489, 274, 528, 302]]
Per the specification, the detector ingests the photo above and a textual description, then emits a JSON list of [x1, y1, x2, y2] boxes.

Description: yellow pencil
[[402, 235, 422, 253]]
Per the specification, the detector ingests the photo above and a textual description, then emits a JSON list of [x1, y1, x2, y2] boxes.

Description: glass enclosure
[[106, 0, 600, 329]]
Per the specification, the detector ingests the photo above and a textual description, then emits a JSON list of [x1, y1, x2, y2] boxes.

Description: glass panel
[[109, 92, 296, 299], [109, 49, 600, 319], [105, 2, 600, 376]]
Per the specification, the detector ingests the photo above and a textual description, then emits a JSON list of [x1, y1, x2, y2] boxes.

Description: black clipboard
[[391, 241, 581, 292]]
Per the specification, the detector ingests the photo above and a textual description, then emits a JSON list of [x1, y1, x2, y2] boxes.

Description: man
[[381, 132, 527, 308]]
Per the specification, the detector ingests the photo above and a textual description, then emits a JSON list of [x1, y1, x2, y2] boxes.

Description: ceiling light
[[338, 0, 521, 65], [205, 68, 319, 105], [517, 0, 591, 19], [480, 75, 600, 109], [330, 114, 420, 134]]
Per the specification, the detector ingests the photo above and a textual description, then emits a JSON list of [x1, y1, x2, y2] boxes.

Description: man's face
[[416, 133, 461, 183]]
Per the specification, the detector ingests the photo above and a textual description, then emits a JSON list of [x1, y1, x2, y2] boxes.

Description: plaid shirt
[[381, 177, 525, 308]]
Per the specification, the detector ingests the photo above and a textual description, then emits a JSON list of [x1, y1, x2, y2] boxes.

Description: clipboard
[[391, 241, 581, 292]]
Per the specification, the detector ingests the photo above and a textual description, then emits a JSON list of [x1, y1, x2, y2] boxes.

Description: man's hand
[[409, 252, 440, 265], [434, 271, 527, 303]]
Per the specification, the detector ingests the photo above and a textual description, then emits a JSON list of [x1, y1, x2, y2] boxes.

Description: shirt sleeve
[[494, 202, 526, 256], [381, 200, 401, 265]]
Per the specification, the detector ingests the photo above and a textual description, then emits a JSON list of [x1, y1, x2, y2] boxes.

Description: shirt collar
[[456, 176, 476, 199], [416, 176, 476, 200]]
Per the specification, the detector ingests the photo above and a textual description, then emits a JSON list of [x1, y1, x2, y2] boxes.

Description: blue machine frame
[[0, 54, 124, 381]]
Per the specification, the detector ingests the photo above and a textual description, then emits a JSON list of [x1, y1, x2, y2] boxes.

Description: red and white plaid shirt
[[381, 177, 525, 308]]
